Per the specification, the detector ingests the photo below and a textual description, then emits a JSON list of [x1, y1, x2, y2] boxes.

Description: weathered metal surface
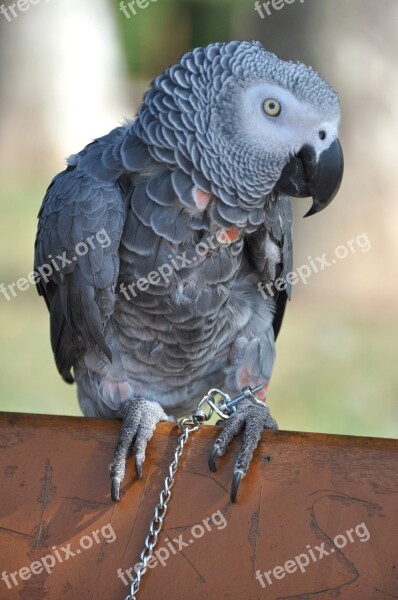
[[0, 412, 397, 599]]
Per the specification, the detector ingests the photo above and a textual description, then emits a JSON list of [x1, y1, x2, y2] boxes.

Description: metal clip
[[195, 388, 232, 421], [218, 384, 266, 416]]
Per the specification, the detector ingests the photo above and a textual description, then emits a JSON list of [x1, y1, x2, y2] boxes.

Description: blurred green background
[[0, 0, 397, 437]]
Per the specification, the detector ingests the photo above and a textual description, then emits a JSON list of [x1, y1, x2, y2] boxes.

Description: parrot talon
[[209, 401, 278, 502], [111, 477, 121, 502], [109, 398, 172, 501], [135, 457, 143, 479], [230, 471, 242, 503], [208, 446, 220, 472]]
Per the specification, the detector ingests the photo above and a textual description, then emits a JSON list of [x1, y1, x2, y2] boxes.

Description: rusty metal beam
[[0, 412, 397, 599]]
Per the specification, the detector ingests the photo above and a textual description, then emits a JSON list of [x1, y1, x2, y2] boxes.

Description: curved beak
[[276, 138, 344, 217]]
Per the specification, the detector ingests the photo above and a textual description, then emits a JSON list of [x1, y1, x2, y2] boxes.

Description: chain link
[[124, 417, 202, 600], [123, 385, 263, 600]]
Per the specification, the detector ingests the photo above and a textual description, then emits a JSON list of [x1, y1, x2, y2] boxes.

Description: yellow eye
[[263, 98, 281, 117]]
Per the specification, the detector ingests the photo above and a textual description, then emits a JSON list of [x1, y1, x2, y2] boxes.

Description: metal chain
[[124, 385, 264, 600]]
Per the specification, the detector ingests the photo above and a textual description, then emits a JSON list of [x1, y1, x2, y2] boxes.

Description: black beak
[[276, 138, 344, 217]]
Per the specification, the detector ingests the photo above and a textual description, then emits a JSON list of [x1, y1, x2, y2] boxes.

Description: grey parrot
[[34, 41, 343, 502]]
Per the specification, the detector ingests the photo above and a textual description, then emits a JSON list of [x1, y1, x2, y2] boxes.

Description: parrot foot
[[208, 401, 278, 503], [110, 398, 173, 502]]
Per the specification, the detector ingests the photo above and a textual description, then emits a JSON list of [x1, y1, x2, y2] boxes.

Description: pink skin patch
[[193, 187, 212, 210], [101, 380, 133, 408], [224, 226, 240, 243], [238, 370, 269, 401]]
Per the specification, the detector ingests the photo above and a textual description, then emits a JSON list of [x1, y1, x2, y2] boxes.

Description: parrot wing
[[34, 127, 128, 382], [244, 194, 293, 340]]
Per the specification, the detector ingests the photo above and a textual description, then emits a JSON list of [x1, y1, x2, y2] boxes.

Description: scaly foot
[[209, 398, 278, 502], [110, 398, 173, 501]]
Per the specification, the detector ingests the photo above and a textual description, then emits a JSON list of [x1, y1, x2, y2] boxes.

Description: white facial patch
[[241, 82, 340, 158]]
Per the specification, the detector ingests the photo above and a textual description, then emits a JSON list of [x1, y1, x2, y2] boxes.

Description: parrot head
[[232, 59, 344, 217], [135, 40, 343, 223]]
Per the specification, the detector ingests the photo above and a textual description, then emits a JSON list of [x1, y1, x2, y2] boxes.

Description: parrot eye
[[263, 98, 281, 117]]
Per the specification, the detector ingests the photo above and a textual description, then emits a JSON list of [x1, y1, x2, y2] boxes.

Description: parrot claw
[[209, 401, 278, 503], [135, 457, 143, 479], [208, 446, 220, 472], [111, 477, 121, 503], [230, 471, 243, 503], [109, 398, 172, 501]]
